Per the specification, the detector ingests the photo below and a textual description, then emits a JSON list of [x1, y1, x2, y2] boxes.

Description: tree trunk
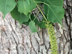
[[0, 0, 72, 54]]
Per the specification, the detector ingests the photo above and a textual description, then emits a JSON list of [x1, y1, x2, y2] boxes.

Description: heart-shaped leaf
[[11, 7, 29, 25], [44, 0, 64, 25], [17, 0, 36, 15], [29, 21, 37, 33], [0, 0, 16, 18], [47, 6, 64, 24]]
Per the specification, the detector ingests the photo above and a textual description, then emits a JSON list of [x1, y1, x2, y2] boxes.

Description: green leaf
[[44, 0, 63, 6], [47, 6, 64, 24], [44, 0, 65, 25], [23, 14, 39, 26], [30, 14, 39, 24], [30, 14, 46, 28], [35, 0, 63, 6], [17, 0, 36, 15], [26, 0, 31, 5], [23, 22, 29, 25], [44, 4, 48, 17], [44, 0, 64, 15], [11, 7, 29, 25], [35, 0, 44, 2], [29, 21, 37, 33], [0, 0, 16, 18], [38, 21, 46, 28]]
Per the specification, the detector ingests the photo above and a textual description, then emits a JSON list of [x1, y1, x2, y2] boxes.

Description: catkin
[[46, 22, 58, 54]]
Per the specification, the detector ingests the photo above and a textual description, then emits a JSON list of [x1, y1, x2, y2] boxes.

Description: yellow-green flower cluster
[[46, 22, 58, 54]]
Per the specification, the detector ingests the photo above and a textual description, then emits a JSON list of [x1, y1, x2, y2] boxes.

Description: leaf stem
[[33, 0, 48, 22]]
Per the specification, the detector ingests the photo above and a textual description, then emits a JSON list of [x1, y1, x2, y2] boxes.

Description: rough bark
[[0, 0, 72, 54]]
